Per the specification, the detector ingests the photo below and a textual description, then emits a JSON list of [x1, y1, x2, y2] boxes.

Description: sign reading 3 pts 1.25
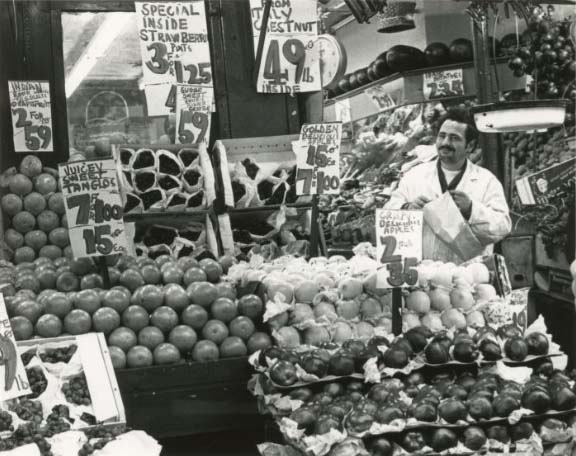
[[376, 210, 423, 288]]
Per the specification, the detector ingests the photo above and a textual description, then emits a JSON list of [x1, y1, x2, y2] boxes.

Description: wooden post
[[310, 194, 320, 257], [253, 0, 272, 86], [392, 287, 402, 335]]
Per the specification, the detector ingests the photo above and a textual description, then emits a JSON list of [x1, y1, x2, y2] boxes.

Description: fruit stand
[[0, 0, 574, 455]]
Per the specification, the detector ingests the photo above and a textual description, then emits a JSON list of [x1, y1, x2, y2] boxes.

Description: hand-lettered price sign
[[423, 68, 464, 100], [8, 81, 53, 152], [59, 159, 129, 259], [135, 1, 213, 116], [0, 294, 31, 400], [294, 122, 342, 195], [175, 85, 213, 145], [376, 209, 423, 288]]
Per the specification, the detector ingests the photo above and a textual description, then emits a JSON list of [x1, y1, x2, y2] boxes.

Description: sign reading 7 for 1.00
[[59, 159, 129, 259], [376, 209, 423, 288], [294, 122, 342, 195]]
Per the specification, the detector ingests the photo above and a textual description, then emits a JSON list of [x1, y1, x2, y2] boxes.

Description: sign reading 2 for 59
[[59, 159, 129, 259], [376, 210, 423, 288]]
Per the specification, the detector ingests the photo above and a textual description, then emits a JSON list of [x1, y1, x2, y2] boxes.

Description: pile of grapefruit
[[2, 254, 273, 369], [1, 155, 69, 263]]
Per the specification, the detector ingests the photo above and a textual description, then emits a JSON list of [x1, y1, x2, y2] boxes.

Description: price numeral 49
[[380, 235, 418, 287], [263, 38, 307, 84]]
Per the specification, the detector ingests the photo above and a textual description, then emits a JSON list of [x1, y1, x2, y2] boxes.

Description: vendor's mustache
[[439, 146, 455, 153]]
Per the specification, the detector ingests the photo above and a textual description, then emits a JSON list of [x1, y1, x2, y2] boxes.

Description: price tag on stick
[[174, 84, 213, 145], [294, 122, 342, 195], [59, 159, 129, 259], [8, 80, 53, 152], [376, 210, 423, 288]]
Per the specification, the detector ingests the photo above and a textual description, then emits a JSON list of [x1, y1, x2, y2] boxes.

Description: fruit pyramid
[[1, 155, 70, 263]]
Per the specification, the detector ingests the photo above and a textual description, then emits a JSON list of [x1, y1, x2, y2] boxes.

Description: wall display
[[294, 122, 342, 195], [8, 81, 53, 152], [59, 159, 129, 258], [423, 68, 464, 100], [135, 1, 213, 116], [376, 209, 422, 288], [250, 0, 321, 94], [0, 296, 31, 400], [174, 84, 213, 145]]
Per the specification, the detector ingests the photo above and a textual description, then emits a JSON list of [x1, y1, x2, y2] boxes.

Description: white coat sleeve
[[468, 175, 512, 245], [385, 175, 410, 209]]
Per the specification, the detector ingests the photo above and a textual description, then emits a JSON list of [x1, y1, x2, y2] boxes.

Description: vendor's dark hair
[[438, 107, 479, 145]]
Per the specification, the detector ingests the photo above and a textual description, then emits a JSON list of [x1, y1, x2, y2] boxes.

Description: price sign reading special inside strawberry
[[135, 1, 213, 116], [376, 210, 423, 288], [175, 85, 213, 145], [423, 68, 464, 100], [59, 159, 129, 259], [295, 122, 341, 195], [0, 295, 31, 400], [8, 81, 53, 152]]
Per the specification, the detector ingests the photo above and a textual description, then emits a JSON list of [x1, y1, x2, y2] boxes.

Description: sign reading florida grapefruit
[[59, 159, 128, 259], [376, 209, 422, 288]]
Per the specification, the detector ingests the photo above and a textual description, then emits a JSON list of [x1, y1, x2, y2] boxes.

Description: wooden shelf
[[323, 58, 527, 122]]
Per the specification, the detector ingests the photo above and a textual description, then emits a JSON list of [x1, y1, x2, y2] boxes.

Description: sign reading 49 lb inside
[[59, 159, 128, 259]]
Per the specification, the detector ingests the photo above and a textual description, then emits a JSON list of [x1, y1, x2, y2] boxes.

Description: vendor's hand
[[449, 190, 472, 219], [406, 195, 431, 210]]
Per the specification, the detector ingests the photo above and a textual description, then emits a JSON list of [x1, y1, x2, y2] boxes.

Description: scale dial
[[316, 34, 347, 89]]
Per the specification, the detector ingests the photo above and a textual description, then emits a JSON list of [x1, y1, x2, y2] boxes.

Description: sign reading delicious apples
[[8, 81, 53, 152], [59, 159, 129, 259], [295, 122, 341, 195], [376, 209, 423, 288]]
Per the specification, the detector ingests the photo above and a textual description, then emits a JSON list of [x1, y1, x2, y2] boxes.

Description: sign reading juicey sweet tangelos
[[135, 1, 213, 116], [59, 159, 129, 259]]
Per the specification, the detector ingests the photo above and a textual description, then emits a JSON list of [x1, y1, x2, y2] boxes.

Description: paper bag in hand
[[423, 192, 483, 264]]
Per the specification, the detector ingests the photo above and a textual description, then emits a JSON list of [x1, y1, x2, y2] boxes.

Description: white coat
[[385, 159, 512, 264]]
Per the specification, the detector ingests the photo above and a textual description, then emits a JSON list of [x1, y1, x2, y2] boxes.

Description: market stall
[[0, 0, 574, 455]]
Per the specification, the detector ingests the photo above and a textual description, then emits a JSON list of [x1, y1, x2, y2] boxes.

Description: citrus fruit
[[10, 316, 33, 341], [218, 255, 236, 274], [182, 267, 207, 286], [122, 305, 149, 332], [4, 229, 24, 250], [265, 281, 294, 302], [219, 336, 247, 358], [108, 267, 121, 286], [23, 192, 47, 216], [36, 210, 59, 233], [108, 327, 138, 352], [119, 269, 145, 292], [247, 332, 272, 354], [14, 300, 43, 324], [153, 343, 181, 365], [176, 257, 198, 272], [168, 325, 197, 352], [34, 173, 57, 195], [215, 282, 236, 300], [15, 274, 40, 294], [73, 289, 101, 314], [36, 289, 56, 306], [102, 289, 130, 313], [47, 193, 65, 215], [406, 290, 431, 314], [199, 258, 223, 283], [141, 265, 162, 284], [138, 326, 165, 350], [48, 228, 70, 248], [192, 340, 219, 362], [24, 230, 48, 251], [54, 257, 69, 268], [154, 255, 173, 267], [61, 215, 68, 229], [56, 271, 80, 292], [150, 306, 179, 333], [202, 320, 229, 344], [466, 263, 490, 284], [162, 267, 183, 284], [186, 281, 218, 308], [19, 155, 42, 178], [181, 304, 208, 330], [238, 294, 264, 320], [9, 174, 33, 196], [294, 280, 319, 304], [63, 309, 92, 335], [45, 292, 73, 318], [475, 284, 497, 301], [210, 297, 238, 323], [92, 307, 121, 335], [14, 246, 36, 264], [70, 258, 95, 276], [163, 283, 188, 312], [450, 288, 475, 311], [39, 245, 62, 260], [108, 346, 127, 369], [35, 314, 63, 338], [338, 277, 363, 299], [12, 211, 36, 234], [80, 273, 104, 290], [126, 345, 153, 368], [1, 194, 23, 216], [229, 316, 256, 341], [132, 284, 164, 312]]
